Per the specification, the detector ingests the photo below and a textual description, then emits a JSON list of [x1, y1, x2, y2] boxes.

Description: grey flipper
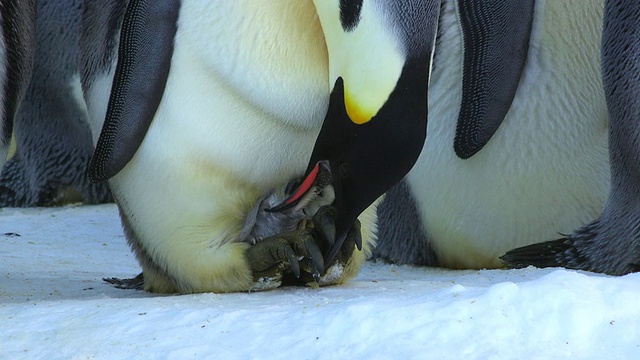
[[88, 0, 180, 182], [454, 0, 535, 159], [374, 180, 439, 266], [0, 0, 111, 207], [501, 0, 640, 275], [0, 0, 36, 164]]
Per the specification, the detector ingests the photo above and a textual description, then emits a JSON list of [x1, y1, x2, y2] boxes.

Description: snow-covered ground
[[1, 204, 639, 359]]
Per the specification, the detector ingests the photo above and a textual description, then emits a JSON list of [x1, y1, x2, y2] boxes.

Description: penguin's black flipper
[[454, 0, 535, 159], [502, 0, 640, 276], [0, 0, 36, 155], [89, 0, 180, 182]]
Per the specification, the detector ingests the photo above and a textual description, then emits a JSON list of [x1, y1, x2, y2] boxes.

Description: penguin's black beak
[[271, 0, 440, 265], [322, 57, 430, 263]]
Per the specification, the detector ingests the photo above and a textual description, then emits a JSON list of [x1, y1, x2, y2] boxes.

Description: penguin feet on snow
[[501, 0, 640, 276], [245, 163, 361, 288], [245, 207, 361, 290], [105, 174, 361, 291]]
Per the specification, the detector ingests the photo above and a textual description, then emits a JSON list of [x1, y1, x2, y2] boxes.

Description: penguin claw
[[103, 272, 144, 290], [353, 224, 363, 251], [306, 240, 324, 282], [246, 227, 327, 286], [313, 206, 336, 247], [308, 205, 361, 274], [285, 245, 301, 278], [245, 202, 365, 288]]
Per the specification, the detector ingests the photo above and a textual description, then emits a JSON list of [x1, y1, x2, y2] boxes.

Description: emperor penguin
[[84, 0, 441, 293], [501, 0, 640, 275], [374, 0, 611, 270], [0, 0, 112, 207], [0, 1, 36, 171]]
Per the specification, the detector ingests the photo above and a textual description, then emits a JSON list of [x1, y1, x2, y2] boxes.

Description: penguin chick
[[241, 172, 362, 288], [106, 177, 358, 291], [501, 0, 640, 275], [244, 162, 335, 245]]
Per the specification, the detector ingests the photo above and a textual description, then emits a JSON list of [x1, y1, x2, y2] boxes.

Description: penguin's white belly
[[106, 0, 330, 291], [407, 0, 609, 268]]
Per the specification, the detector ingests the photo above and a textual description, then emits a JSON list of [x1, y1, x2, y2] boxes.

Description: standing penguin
[[85, 0, 440, 293], [375, 0, 611, 269], [501, 0, 640, 275], [0, 1, 36, 170], [0, 0, 111, 207]]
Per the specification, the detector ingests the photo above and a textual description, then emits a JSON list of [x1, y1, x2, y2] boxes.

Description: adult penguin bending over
[[85, 0, 440, 293], [502, 0, 640, 275]]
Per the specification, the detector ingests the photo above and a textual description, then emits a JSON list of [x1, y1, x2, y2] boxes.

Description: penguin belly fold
[[376, 0, 610, 269], [88, 0, 375, 293]]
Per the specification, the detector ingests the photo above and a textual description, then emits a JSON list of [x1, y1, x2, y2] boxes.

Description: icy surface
[[1, 205, 639, 359]]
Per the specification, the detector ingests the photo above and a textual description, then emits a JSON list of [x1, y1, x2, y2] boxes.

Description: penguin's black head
[[273, 0, 440, 264]]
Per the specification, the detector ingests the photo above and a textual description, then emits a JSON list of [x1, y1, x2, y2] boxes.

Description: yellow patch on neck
[[314, 0, 405, 126], [344, 87, 376, 124]]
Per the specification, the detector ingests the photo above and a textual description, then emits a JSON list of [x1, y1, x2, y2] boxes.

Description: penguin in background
[[374, 0, 611, 270], [84, 0, 440, 293], [0, 0, 112, 207], [0, 1, 36, 170], [502, 0, 640, 275]]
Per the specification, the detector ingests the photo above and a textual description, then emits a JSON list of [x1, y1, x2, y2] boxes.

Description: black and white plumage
[[0, 0, 111, 207], [502, 0, 640, 275], [0, 0, 36, 170], [83, 0, 444, 293], [276, 0, 441, 265], [375, 0, 610, 269]]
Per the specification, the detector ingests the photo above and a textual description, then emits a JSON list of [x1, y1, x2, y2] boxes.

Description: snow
[[2, 205, 640, 359]]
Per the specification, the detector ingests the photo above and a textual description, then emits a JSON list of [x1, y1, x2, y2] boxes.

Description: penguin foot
[[500, 218, 640, 275], [317, 212, 360, 286], [246, 226, 324, 288], [103, 273, 144, 290], [246, 205, 359, 289]]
